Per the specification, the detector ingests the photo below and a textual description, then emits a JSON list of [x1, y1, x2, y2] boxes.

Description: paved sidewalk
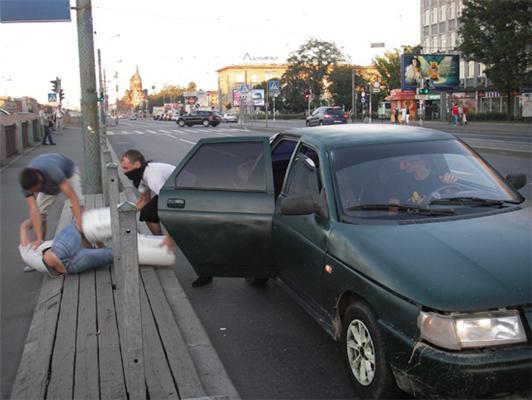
[[0, 128, 82, 398]]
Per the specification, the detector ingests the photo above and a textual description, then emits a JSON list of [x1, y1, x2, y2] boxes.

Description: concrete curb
[[106, 138, 240, 400]]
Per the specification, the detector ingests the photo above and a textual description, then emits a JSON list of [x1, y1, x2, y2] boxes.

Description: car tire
[[305, 120, 310, 127], [178, 120, 185, 127], [202, 119, 210, 127], [342, 302, 400, 399], [245, 277, 269, 286]]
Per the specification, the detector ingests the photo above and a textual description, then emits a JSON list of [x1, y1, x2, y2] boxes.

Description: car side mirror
[[280, 194, 326, 218], [505, 173, 526, 190]]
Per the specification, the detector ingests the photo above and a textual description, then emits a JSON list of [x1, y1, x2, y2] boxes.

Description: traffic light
[[59, 89, 65, 101], [97, 92, 104, 102], [417, 88, 429, 95], [51, 79, 59, 93]]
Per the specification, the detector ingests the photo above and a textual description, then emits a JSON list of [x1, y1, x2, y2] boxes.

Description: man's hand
[[31, 239, 44, 250], [440, 172, 458, 184], [160, 235, 176, 253]]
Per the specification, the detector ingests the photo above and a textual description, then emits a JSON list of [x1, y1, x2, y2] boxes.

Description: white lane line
[[196, 129, 211, 133], [172, 129, 187, 134], [107, 131, 115, 135], [121, 130, 131, 135], [158, 129, 172, 133], [214, 131, 229, 136], [179, 138, 196, 145], [146, 130, 158, 134], [134, 130, 144, 135]]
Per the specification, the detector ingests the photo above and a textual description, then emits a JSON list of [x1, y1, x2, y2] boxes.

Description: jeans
[[42, 125, 55, 144], [52, 223, 113, 274]]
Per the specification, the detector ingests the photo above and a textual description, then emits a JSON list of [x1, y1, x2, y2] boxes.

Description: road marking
[[179, 138, 196, 145], [107, 131, 115, 135], [158, 129, 172, 133], [197, 129, 211, 133], [214, 131, 229, 136], [172, 129, 187, 134], [134, 130, 144, 134], [146, 130, 157, 134], [121, 130, 130, 135]]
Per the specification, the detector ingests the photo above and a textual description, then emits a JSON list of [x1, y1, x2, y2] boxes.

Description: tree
[[186, 82, 197, 93], [458, 0, 532, 118], [281, 38, 346, 112], [373, 45, 422, 93], [328, 65, 367, 111]]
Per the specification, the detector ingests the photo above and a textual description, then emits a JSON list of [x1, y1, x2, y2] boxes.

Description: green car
[[159, 125, 531, 398]]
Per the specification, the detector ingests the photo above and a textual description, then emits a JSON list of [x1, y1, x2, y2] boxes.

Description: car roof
[[280, 124, 456, 150]]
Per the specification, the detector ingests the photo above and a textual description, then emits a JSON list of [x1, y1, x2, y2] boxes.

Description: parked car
[[159, 125, 530, 399], [176, 110, 222, 127], [223, 112, 238, 123], [306, 106, 348, 126]]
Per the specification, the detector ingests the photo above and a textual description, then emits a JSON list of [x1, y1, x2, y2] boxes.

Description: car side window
[[285, 146, 321, 200], [175, 141, 266, 191], [271, 139, 298, 196]]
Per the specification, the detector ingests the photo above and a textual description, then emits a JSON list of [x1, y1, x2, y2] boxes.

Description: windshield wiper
[[429, 197, 520, 207], [347, 204, 455, 216]]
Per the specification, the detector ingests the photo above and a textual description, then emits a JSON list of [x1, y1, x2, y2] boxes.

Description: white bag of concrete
[[82, 207, 176, 266], [82, 207, 112, 242]]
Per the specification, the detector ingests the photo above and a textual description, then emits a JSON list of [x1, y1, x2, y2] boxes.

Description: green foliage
[[458, 0, 532, 117], [328, 65, 367, 110], [147, 84, 185, 111], [281, 38, 346, 112]]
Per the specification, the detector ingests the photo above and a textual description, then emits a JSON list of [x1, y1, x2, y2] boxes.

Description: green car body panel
[[159, 125, 531, 398]]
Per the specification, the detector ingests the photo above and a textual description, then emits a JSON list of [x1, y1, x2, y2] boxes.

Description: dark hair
[[20, 168, 41, 191], [121, 149, 146, 166]]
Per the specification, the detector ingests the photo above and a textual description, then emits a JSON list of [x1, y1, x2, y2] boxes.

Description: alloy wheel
[[346, 319, 376, 386]]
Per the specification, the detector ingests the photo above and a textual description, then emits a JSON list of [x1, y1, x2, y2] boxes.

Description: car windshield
[[332, 139, 522, 220]]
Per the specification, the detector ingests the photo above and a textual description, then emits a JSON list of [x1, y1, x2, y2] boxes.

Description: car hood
[[329, 207, 532, 311]]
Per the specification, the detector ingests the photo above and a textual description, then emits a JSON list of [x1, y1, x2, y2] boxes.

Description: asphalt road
[[108, 118, 531, 399]]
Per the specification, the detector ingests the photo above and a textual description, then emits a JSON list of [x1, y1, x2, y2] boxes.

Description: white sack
[[82, 207, 112, 242]]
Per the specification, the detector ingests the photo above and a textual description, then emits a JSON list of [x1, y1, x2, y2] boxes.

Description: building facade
[[217, 64, 287, 110], [122, 66, 148, 112], [420, 0, 521, 115]]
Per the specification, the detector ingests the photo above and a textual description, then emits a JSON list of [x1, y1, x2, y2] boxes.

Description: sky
[[0, 0, 420, 109]]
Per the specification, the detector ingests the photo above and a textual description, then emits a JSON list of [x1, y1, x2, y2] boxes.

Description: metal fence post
[[117, 201, 144, 400], [107, 162, 121, 285], [15, 122, 23, 154], [101, 149, 111, 206], [0, 125, 6, 167]]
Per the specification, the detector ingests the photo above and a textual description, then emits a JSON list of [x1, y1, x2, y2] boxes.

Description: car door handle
[[167, 198, 185, 208]]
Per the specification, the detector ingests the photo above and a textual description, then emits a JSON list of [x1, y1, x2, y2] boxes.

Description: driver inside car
[[388, 155, 457, 205]]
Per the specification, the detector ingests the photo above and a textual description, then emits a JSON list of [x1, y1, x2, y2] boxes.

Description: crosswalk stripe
[[179, 138, 196, 145], [146, 130, 157, 134], [196, 129, 211, 133], [107, 131, 115, 135], [172, 129, 186, 134], [121, 130, 130, 135], [159, 129, 172, 133], [134, 130, 144, 134], [214, 131, 229, 136]]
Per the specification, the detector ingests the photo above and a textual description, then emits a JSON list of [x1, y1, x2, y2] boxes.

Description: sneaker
[[24, 265, 35, 272], [192, 276, 213, 287]]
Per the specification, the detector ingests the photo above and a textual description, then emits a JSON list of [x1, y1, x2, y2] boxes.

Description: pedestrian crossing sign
[[48, 92, 57, 102], [268, 80, 280, 97]]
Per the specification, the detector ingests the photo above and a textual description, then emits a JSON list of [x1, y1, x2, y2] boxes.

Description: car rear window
[[326, 108, 344, 116]]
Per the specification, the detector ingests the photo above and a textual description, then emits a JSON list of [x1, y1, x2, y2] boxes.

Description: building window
[[450, 1, 456, 19], [433, 36, 439, 52], [440, 4, 447, 21], [423, 26, 430, 36], [460, 61, 466, 80], [424, 38, 431, 52], [449, 19, 456, 30], [439, 21, 446, 33], [441, 35, 447, 51], [479, 63, 486, 76], [424, 9, 431, 25], [432, 7, 438, 24], [424, 0, 430, 9], [431, 23, 438, 35], [468, 61, 475, 78], [450, 32, 456, 49]]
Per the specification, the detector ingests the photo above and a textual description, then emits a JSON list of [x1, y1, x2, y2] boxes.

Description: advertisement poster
[[401, 54, 459, 91], [232, 89, 241, 107]]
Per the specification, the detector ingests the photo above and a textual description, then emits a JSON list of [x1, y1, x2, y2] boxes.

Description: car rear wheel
[[178, 120, 185, 127], [342, 302, 400, 399], [245, 277, 269, 286], [202, 119, 210, 127]]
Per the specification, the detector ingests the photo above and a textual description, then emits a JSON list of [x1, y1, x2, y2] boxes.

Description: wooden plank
[[141, 268, 206, 399], [46, 273, 79, 399], [74, 269, 100, 399], [10, 202, 73, 399], [140, 279, 179, 400], [96, 266, 128, 400]]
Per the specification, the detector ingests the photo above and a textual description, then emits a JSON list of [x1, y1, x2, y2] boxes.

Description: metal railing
[[0, 117, 42, 166]]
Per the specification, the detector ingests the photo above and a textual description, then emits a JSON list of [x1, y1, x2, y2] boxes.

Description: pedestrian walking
[[39, 109, 55, 145], [394, 108, 400, 124], [19, 153, 85, 270], [451, 103, 459, 126], [401, 107, 407, 125], [405, 107, 410, 125], [462, 105, 468, 125], [458, 104, 464, 126]]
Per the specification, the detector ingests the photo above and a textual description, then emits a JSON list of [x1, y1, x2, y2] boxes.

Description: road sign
[[1, 0, 71, 23], [239, 83, 250, 94], [415, 94, 428, 100], [268, 79, 281, 97], [48, 92, 57, 102]]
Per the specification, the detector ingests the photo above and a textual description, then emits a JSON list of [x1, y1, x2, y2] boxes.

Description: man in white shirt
[[120, 149, 212, 287]]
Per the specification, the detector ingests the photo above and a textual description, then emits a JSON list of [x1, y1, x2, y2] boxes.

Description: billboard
[[401, 54, 459, 91]]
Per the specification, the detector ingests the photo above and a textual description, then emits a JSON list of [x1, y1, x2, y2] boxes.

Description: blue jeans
[[52, 223, 113, 274], [42, 125, 55, 144]]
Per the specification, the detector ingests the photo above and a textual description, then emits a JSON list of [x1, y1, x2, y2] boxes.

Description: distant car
[[176, 110, 222, 127], [129, 114, 137, 120], [306, 106, 348, 126], [159, 125, 530, 399], [223, 112, 238, 123]]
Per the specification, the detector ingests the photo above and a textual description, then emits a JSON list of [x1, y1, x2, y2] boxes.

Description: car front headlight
[[418, 310, 527, 350]]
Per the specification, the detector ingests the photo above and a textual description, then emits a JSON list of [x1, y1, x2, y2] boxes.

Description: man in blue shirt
[[19, 154, 85, 256]]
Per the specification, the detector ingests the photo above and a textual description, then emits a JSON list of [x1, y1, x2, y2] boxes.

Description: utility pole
[[351, 68, 355, 122], [369, 85, 373, 124], [76, 0, 101, 194], [307, 87, 312, 117], [265, 81, 269, 128]]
